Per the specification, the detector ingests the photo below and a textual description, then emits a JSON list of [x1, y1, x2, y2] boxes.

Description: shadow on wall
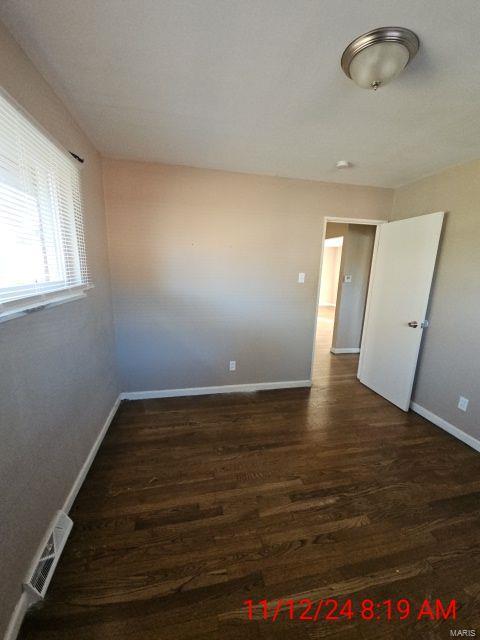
[[114, 288, 314, 392]]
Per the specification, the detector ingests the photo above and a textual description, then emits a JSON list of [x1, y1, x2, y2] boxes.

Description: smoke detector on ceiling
[[336, 160, 352, 169]]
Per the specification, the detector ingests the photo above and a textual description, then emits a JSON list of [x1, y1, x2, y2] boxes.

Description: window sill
[[0, 284, 94, 324]]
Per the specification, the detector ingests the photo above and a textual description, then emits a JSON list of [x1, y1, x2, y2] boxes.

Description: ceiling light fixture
[[341, 27, 419, 90]]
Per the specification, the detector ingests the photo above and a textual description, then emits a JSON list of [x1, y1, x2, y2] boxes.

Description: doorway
[[311, 213, 444, 413], [311, 217, 383, 383]]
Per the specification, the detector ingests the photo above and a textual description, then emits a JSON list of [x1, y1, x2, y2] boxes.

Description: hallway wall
[[331, 224, 376, 351], [319, 245, 342, 306]]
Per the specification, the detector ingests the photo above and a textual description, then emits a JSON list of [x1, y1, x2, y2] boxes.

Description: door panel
[[358, 212, 444, 411]]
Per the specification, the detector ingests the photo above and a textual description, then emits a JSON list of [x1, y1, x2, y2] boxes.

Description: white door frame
[[309, 216, 387, 383]]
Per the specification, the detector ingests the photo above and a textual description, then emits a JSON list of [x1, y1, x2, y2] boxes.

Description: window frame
[[0, 89, 92, 323]]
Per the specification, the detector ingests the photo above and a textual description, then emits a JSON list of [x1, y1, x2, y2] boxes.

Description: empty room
[[1, 2, 480, 639]]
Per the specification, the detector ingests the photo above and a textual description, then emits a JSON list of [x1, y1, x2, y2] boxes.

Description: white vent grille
[[23, 511, 73, 600]]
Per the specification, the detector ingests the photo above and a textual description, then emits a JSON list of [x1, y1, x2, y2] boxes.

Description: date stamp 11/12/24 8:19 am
[[242, 597, 457, 623]]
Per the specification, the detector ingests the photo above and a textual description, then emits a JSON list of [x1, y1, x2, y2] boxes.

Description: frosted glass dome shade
[[348, 41, 410, 89]]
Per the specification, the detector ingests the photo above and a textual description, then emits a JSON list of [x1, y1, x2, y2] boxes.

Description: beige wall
[[103, 159, 392, 392], [319, 245, 341, 306], [391, 160, 480, 441], [332, 224, 376, 350], [320, 223, 347, 307], [0, 21, 118, 636], [325, 222, 348, 239]]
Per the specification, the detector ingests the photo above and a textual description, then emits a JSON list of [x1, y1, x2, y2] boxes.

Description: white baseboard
[[330, 347, 360, 354], [121, 379, 312, 401], [3, 593, 28, 640], [63, 395, 121, 512], [411, 402, 480, 453], [4, 395, 121, 640]]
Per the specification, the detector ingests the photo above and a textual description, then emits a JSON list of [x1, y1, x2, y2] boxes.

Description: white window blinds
[[0, 91, 90, 307]]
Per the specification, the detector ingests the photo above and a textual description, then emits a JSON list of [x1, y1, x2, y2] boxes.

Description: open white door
[[358, 212, 444, 411]]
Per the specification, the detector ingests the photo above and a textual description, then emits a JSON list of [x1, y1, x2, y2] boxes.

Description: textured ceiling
[[2, 0, 480, 187]]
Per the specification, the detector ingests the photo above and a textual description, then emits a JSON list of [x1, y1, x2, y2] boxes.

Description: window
[[0, 90, 90, 321]]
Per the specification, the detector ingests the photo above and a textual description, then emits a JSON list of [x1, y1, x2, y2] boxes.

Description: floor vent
[[23, 511, 73, 600]]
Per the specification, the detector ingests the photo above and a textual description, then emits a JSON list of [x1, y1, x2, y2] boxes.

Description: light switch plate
[[229, 360, 236, 372], [298, 272, 305, 283], [344, 274, 352, 283], [458, 396, 469, 411]]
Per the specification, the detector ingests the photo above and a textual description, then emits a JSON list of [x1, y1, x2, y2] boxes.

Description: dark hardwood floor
[[20, 308, 480, 639]]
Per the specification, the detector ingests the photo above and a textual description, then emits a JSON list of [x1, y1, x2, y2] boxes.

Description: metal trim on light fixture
[[341, 26, 420, 79]]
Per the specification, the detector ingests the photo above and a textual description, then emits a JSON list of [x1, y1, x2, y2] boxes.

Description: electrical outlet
[[229, 360, 236, 372], [458, 396, 469, 412]]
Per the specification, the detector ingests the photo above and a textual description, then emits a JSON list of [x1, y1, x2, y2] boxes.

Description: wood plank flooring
[[20, 310, 480, 639]]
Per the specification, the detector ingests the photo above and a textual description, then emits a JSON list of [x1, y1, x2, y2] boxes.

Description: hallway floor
[[20, 313, 480, 639], [313, 304, 339, 377]]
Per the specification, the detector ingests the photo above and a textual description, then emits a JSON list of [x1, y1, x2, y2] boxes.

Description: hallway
[[312, 304, 358, 383]]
